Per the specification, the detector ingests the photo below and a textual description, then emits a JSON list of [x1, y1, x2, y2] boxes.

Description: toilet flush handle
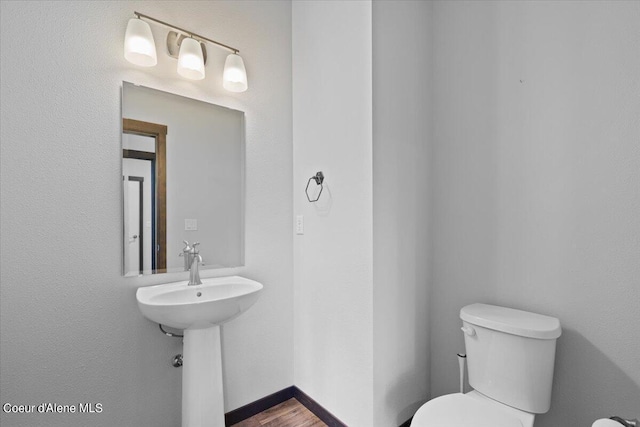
[[461, 325, 476, 336]]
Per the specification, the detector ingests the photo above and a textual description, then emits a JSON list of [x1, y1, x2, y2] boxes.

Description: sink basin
[[136, 275, 263, 427], [136, 275, 263, 329]]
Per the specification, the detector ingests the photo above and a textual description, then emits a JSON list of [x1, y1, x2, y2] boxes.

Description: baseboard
[[292, 386, 348, 427], [226, 386, 415, 426], [224, 385, 347, 426], [224, 386, 295, 425]]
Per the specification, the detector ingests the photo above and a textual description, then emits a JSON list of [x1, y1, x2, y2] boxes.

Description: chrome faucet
[[188, 243, 202, 286], [188, 249, 202, 286], [179, 241, 202, 286], [179, 240, 192, 271]]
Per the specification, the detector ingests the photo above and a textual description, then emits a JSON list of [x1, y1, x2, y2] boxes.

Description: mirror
[[122, 82, 245, 276]]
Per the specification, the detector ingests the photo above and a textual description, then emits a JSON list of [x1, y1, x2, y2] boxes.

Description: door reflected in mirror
[[122, 82, 245, 276]]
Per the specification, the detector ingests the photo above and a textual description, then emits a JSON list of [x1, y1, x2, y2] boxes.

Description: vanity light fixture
[[177, 37, 206, 80], [223, 53, 248, 92], [124, 12, 248, 92], [124, 17, 157, 67]]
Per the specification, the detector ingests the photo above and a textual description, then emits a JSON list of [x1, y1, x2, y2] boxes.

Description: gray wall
[[429, 1, 640, 425], [0, 1, 292, 426], [372, 1, 431, 426]]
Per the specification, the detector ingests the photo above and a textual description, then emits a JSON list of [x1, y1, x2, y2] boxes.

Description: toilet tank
[[460, 304, 561, 414]]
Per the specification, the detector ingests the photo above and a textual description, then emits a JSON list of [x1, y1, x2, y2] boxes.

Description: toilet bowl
[[411, 303, 561, 427], [411, 391, 534, 427]]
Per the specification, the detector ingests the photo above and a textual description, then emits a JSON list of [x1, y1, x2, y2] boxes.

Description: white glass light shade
[[124, 18, 157, 67], [177, 38, 205, 80], [223, 54, 248, 92]]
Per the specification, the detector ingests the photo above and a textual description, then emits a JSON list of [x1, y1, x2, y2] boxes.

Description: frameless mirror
[[122, 82, 244, 276]]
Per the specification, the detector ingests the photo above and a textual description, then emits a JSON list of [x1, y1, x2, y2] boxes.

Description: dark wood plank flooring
[[230, 398, 327, 427]]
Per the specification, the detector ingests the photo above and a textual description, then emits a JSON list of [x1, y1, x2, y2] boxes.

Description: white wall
[[372, 1, 432, 426], [429, 1, 640, 425], [292, 1, 374, 425], [0, 1, 292, 426]]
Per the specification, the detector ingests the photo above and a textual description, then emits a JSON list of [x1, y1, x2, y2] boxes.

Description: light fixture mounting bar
[[134, 12, 239, 54]]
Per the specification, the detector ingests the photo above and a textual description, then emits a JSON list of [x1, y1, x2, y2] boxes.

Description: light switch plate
[[296, 215, 304, 235], [185, 219, 198, 231]]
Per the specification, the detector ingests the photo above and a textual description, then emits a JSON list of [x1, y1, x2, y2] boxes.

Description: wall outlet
[[296, 215, 304, 235], [185, 219, 198, 231]]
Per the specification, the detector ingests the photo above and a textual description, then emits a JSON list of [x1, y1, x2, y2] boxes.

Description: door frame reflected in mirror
[[123, 118, 167, 273], [126, 176, 144, 274]]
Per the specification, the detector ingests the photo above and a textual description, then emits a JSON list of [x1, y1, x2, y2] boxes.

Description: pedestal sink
[[136, 276, 263, 427]]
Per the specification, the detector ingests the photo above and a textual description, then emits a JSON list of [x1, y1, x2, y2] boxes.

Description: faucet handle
[[180, 240, 191, 256], [191, 242, 200, 254]]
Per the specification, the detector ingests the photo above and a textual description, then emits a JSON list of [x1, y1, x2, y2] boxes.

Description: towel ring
[[305, 171, 324, 202]]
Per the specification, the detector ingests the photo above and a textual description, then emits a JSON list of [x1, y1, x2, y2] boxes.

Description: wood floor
[[230, 398, 327, 427]]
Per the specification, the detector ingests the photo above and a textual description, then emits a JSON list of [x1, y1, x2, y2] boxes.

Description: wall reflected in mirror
[[122, 82, 245, 276]]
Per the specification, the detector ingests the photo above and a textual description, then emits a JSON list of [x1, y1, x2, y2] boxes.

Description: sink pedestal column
[[182, 325, 224, 427]]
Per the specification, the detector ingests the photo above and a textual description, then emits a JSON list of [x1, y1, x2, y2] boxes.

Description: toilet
[[412, 303, 562, 427]]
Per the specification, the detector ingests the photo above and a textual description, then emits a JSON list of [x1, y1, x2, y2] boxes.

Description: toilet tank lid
[[460, 304, 561, 339]]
